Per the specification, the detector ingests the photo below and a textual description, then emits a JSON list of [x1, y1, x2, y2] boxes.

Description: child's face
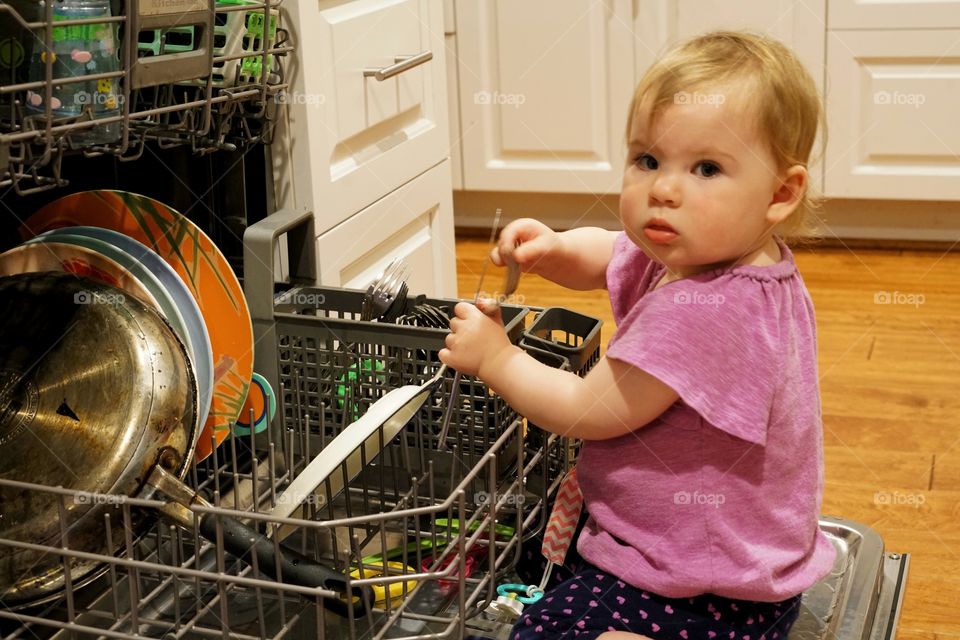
[[620, 85, 791, 276]]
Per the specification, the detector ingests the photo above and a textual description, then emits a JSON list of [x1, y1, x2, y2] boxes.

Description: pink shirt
[[576, 233, 836, 601]]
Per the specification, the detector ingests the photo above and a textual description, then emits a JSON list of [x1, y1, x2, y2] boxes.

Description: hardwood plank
[[932, 453, 960, 491], [823, 446, 932, 489]]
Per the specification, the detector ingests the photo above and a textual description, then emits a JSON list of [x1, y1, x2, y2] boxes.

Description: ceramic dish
[[22, 190, 254, 461], [26, 228, 214, 435], [47, 227, 213, 442], [0, 243, 160, 311], [269, 368, 447, 541]]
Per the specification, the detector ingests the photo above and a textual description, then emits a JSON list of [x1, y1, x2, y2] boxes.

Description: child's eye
[[634, 154, 658, 170], [694, 161, 721, 177]]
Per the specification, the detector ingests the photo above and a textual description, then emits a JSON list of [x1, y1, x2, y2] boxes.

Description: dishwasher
[[0, 207, 910, 639]]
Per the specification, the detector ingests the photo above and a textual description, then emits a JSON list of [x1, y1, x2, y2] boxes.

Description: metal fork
[[361, 259, 408, 321]]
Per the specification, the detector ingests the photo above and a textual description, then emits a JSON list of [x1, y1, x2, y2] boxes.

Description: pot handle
[[198, 514, 374, 618], [149, 465, 373, 617]]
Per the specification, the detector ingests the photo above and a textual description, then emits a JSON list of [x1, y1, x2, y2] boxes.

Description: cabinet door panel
[[830, 0, 960, 29], [824, 30, 960, 200], [273, 0, 450, 232], [456, 0, 634, 194], [446, 33, 464, 189], [315, 161, 457, 298]]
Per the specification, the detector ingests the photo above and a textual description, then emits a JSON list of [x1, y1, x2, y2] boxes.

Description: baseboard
[[453, 191, 960, 250]]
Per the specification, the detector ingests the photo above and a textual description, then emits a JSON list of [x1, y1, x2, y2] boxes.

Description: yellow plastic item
[[349, 561, 418, 606]]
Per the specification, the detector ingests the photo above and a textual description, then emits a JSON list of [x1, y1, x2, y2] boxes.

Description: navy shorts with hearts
[[510, 564, 802, 640]]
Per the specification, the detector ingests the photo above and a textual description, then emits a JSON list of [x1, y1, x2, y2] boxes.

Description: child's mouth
[[643, 219, 678, 244]]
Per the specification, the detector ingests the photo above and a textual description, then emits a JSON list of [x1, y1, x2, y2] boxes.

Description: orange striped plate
[[22, 190, 253, 462]]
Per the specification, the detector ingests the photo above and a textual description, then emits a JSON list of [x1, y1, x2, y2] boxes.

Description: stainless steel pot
[[0, 273, 371, 616]]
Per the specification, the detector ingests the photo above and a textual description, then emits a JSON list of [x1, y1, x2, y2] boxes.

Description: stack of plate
[[3, 190, 255, 462]]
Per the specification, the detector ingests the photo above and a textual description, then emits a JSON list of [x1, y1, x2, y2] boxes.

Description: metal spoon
[[436, 208, 502, 451]]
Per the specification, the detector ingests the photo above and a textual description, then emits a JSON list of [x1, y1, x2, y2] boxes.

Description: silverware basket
[[271, 284, 529, 476]]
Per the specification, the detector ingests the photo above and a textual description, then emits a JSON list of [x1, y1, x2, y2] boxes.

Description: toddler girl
[[439, 31, 836, 640]]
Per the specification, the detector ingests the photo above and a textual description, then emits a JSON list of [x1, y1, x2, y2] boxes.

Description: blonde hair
[[626, 31, 825, 241]]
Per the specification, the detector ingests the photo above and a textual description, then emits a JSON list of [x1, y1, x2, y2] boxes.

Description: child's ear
[[767, 165, 807, 225]]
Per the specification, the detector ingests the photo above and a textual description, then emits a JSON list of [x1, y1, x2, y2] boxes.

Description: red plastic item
[[422, 545, 488, 592]]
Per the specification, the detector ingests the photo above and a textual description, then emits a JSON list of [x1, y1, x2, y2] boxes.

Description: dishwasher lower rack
[[0, 413, 552, 640]]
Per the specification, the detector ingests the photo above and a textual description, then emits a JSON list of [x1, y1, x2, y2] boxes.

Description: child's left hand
[[438, 299, 514, 378]]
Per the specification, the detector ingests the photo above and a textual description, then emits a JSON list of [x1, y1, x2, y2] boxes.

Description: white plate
[[269, 368, 446, 541]]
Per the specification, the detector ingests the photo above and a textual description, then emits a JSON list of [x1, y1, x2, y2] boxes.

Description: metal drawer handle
[[363, 51, 433, 81]]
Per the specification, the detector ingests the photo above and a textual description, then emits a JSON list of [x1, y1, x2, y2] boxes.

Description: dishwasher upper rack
[[0, 0, 292, 195]]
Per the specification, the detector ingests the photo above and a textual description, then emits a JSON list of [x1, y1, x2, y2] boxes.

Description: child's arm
[[439, 301, 678, 440], [493, 219, 618, 291]]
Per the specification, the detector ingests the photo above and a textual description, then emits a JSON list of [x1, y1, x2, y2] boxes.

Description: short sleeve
[[605, 277, 783, 445], [606, 232, 659, 325]]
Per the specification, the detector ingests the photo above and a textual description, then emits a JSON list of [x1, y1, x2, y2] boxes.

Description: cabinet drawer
[[829, 0, 960, 29], [824, 29, 960, 200], [273, 0, 450, 231], [314, 160, 456, 298]]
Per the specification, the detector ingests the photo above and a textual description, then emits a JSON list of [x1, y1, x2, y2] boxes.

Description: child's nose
[[650, 172, 681, 206]]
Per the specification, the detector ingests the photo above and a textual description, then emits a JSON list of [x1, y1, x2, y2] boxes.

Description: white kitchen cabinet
[[829, 0, 960, 30], [273, 0, 451, 233], [271, 0, 456, 296], [314, 161, 457, 297], [446, 0, 959, 238], [823, 29, 960, 200], [454, 0, 634, 194], [451, 0, 826, 196]]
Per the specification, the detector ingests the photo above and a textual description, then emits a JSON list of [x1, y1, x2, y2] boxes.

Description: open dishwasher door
[[792, 516, 908, 640]]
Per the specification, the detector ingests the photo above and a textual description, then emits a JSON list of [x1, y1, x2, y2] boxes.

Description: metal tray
[[792, 516, 908, 640]]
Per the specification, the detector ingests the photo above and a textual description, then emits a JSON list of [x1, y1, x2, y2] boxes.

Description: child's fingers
[[475, 297, 504, 325], [453, 301, 476, 319], [489, 245, 505, 267]]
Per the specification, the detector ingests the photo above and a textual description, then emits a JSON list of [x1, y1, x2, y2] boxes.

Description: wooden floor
[[453, 234, 960, 639]]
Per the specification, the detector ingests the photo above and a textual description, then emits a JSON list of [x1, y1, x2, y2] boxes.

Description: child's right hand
[[491, 218, 561, 276]]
